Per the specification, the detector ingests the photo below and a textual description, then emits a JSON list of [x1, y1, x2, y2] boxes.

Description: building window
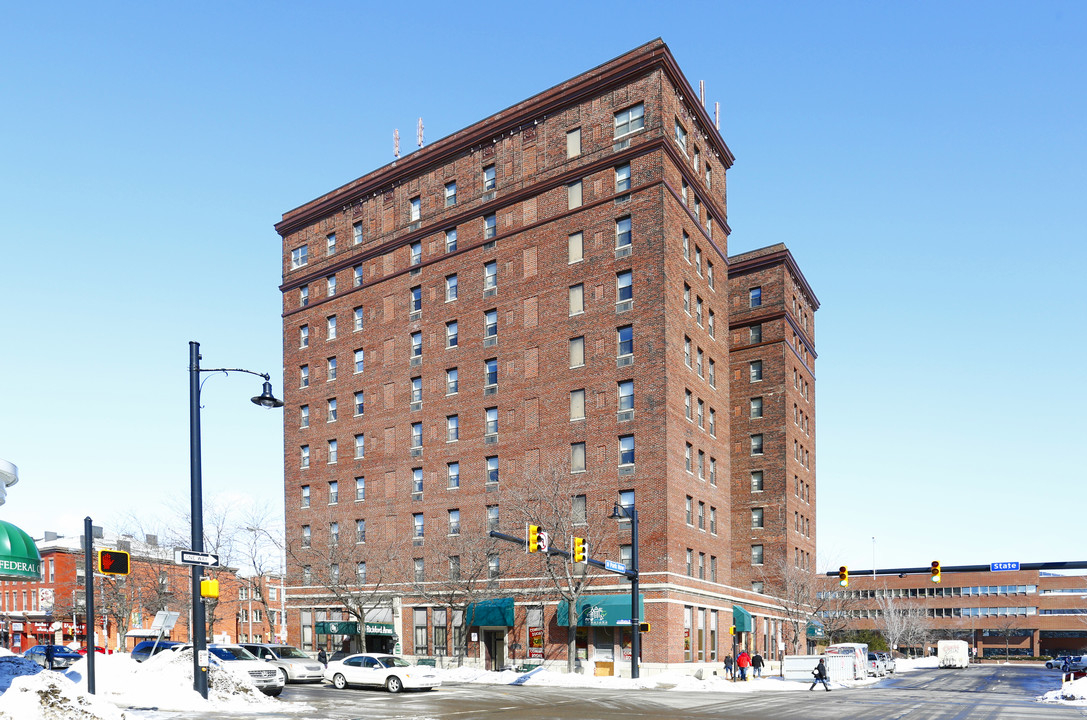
[[619, 435, 635, 466], [750, 324, 762, 343], [299, 286, 309, 307], [683, 284, 691, 314], [448, 509, 460, 535], [326, 315, 337, 340], [446, 274, 458, 301], [327, 397, 337, 421], [674, 119, 688, 153], [412, 467, 424, 495], [299, 325, 309, 348], [570, 389, 586, 421], [696, 348, 704, 377], [411, 422, 423, 450], [709, 408, 716, 436], [329, 522, 339, 545], [710, 507, 717, 534], [354, 391, 365, 416], [751, 434, 764, 455], [356, 562, 366, 583], [487, 505, 499, 532], [708, 311, 715, 338], [614, 103, 644, 137], [301, 485, 310, 507], [327, 233, 337, 255], [750, 287, 762, 307], [488, 554, 500, 578], [447, 415, 459, 442], [355, 476, 365, 501], [326, 357, 337, 381], [697, 399, 705, 428], [695, 246, 702, 275], [485, 407, 498, 436], [410, 286, 422, 314], [447, 462, 460, 489], [750, 397, 763, 418], [354, 349, 365, 374], [445, 181, 457, 207], [484, 309, 497, 340], [353, 221, 363, 245], [685, 443, 692, 472], [618, 380, 634, 411], [353, 307, 364, 332], [572, 495, 587, 524], [413, 513, 424, 538], [411, 331, 422, 358], [484, 213, 496, 239], [327, 275, 337, 297], [300, 365, 309, 388], [300, 405, 309, 428], [752, 508, 764, 529], [291, 245, 308, 269], [570, 442, 586, 473], [484, 357, 498, 388], [566, 127, 581, 158], [616, 163, 631, 192], [698, 552, 705, 579], [356, 519, 366, 543], [617, 325, 633, 357], [569, 283, 584, 315], [484, 261, 498, 292], [300, 445, 310, 468], [750, 360, 763, 382], [617, 271, 632, 303], [301, 525, 311, 548], [568, 180, 582, 209], [707, 262, 715, 289], [695, 297, 703, 326], [751, 470, 764, 492], [446, 320, 458, 348], [615, 217, 632, 248], [445, 228, 457, 252], [752, 545, 764, 565], [568, 231, 583, 263], [570, 336, 585, 368], [446, 367, 459, 394], [685, 389, 693, 420], [710, 457, 717, 485], [353, 264, 363, 287], [686, 549, 693, 576], [354, 434, 365, 458], [684, 337, 691, 367], [483, 164, 496, 191], [685, 496, 693, 525]]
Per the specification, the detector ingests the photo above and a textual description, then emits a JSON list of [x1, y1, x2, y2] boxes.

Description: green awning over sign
[[0, 520, 41, 580], [316, 620, 359, 635], [464, 597, 515, 627], [557, 594, 645, 627], [732, 604, 753, 633]]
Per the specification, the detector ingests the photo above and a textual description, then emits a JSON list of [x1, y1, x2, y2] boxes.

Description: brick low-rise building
[[276, 40, 819, 674]]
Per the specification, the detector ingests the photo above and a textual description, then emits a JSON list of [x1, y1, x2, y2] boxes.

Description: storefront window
[[413, 608, 428, 656], [433, 609, 448, 656]]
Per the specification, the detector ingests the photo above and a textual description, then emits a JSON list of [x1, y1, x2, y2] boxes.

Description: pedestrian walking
[[752, 652, 764, 678], [723, 654, 734, 679], [737, 650, 751, 681], [44, 645, 55, 670], [810, 658, 831, 691], [317, 648, 328, 667]]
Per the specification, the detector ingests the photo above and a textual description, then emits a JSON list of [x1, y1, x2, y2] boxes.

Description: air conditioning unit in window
[[411, 492, 423, 501], [410, 448, 422, 458], [615, 193, 630, 204], [617, 355, 634, 368], [410, 401, 422, 412], [484, 434, 498, 445], [616, 300, 632, 314], [614, 139, 630, 151], [615, 245, 632, 259], [617, 410, 634, 422], [482, 191, 496, 202], [483, 385, 497, 396], [410, 357, 422, 367], [408, 221, 421, 231], [483, 287, 497, 298], [482, 240, 496, 251], [618, 465, 636, 476], [409, 311, 421, 321], [410, 268, 421, 277], [413, 538, 424, 546], [484, 337, 497, 348]]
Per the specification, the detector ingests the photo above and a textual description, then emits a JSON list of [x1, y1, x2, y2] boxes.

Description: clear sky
[[1, 2, 1084, 573]]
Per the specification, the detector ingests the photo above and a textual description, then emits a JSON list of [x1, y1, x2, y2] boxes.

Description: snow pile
[[436, 665, 811, 692], [1041, 674, 1087, 706], [0, 652, 43, 692], [0, 670, 126, 720]]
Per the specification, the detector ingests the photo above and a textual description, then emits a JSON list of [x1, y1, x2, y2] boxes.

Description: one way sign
[[174, 549, 221, 567]]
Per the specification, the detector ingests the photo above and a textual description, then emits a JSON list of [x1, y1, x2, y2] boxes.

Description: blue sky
[[1, 2, 1084, 572]]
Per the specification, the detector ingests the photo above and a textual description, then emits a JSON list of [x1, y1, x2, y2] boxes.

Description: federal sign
[[604, 560, 627, 574], [174, 549, 220, 567], [990, 561, 1020, 572]]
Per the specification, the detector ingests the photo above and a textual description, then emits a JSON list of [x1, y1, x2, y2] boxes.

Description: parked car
[[177, 644, 285, 697], [324, 653, 440, 693], [1064, 656, 1087, 672], [130, 640, 182, 662], [1047, 655, 1072, 669], [867, 652, 887, 677], [23, 644, 82, 669], [77, 646, 112, 655], [240, 643, 325, 684], [878, 652, 896, 674]]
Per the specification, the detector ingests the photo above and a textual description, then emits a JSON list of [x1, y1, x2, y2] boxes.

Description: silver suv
[[240, 643, 325, 684]]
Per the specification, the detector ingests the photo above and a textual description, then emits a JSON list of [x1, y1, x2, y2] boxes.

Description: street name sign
[[990, 561, 1020, 572], [174, 550, 220, 567], [604, 560, 627, 574]]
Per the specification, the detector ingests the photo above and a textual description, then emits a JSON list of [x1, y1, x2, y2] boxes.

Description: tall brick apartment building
[[276, 40, 819, 674]]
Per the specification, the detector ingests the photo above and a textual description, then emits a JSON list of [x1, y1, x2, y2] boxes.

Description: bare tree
[[875, 590, 928, 655], [812, 576, 857, 644], [989, 612, 1027, 659], [759, 555, 818, 655], [236, 505, 285, 642]]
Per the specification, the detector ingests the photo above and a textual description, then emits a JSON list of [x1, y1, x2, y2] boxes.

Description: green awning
[[465, 597, 515, 627], [316, 620, 359, 635], [732, 604, 753, 633], [0, 520, 41, 580], [557, 594, 645, 627]]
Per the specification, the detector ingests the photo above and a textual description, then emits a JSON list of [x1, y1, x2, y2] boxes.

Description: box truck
[[938, 640, 970, 669]]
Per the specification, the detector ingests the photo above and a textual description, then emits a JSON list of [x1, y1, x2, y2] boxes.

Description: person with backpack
[[752, 652, 765, 678], [810, 658, 831, 691]]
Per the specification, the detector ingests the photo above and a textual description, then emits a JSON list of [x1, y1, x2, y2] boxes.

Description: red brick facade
[[277, 40, 818, 673]]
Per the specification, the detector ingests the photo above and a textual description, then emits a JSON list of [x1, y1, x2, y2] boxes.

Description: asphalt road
[[124, 664, 1086, 720]]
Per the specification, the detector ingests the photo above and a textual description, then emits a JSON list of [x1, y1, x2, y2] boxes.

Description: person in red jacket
[[736, 650, 751, 681]]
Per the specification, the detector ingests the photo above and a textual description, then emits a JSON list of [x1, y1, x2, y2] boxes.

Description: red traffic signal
[[98, 549, 131, 576], [930, 560, 941, 583], [838, 565, 849, 587]]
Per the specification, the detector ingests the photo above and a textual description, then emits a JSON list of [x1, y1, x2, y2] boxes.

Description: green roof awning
[[732, 604, 753, 633], [465, 597, 515, 627], [557, 594, 645, 627], [0, 520, 41, 580], [315, 620, 359, 635]]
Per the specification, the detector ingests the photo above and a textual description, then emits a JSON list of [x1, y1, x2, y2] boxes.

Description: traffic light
[[639, 622, 651, 633], [930, 560, 941, 584], [98, 549, 130, 576], [528, 524, 540, 553], [838, 565, 848, 587], [729, 625, 736, 635], [572, 537, 587, 563], [200, 578, 220, 599]]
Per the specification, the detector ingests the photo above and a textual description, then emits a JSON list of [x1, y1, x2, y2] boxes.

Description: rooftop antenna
[[393, 129, 400, 159], [699, 80, 705, 106], [714, 102, 720, 130], [417, 118, 425, 148]]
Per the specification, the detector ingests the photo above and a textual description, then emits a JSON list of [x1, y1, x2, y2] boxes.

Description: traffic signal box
[[838, 565, 848, 587], [200, 578, 220, 599], [98, 549, 131, 576], [572, 537, 587, 563], [528, 525, 540, 553], [930, 561, 941, 583]]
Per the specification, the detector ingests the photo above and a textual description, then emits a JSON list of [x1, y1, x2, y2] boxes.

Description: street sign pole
[[83, 516, 96, 695]]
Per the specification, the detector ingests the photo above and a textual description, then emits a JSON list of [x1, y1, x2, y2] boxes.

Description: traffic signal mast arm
[[823, 560, 1087, 578], [488, 529, 637, 579]]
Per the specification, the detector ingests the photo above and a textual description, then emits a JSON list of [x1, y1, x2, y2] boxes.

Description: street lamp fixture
[[189, 341, 282, 699], [608, 501, 640, 680]]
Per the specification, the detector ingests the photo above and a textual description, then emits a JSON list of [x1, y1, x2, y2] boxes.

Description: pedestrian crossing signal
[[98, 549, 130, 576]]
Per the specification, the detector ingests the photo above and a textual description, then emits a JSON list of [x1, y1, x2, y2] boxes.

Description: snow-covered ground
[[0, 648, 1077, 719]]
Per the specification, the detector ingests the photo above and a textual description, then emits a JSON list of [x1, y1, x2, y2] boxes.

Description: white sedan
[[324, 653, 440, 693]]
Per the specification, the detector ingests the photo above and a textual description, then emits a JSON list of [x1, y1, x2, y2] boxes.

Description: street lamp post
[[189, 341, 282, 698], [608, 502, 639, 680]]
